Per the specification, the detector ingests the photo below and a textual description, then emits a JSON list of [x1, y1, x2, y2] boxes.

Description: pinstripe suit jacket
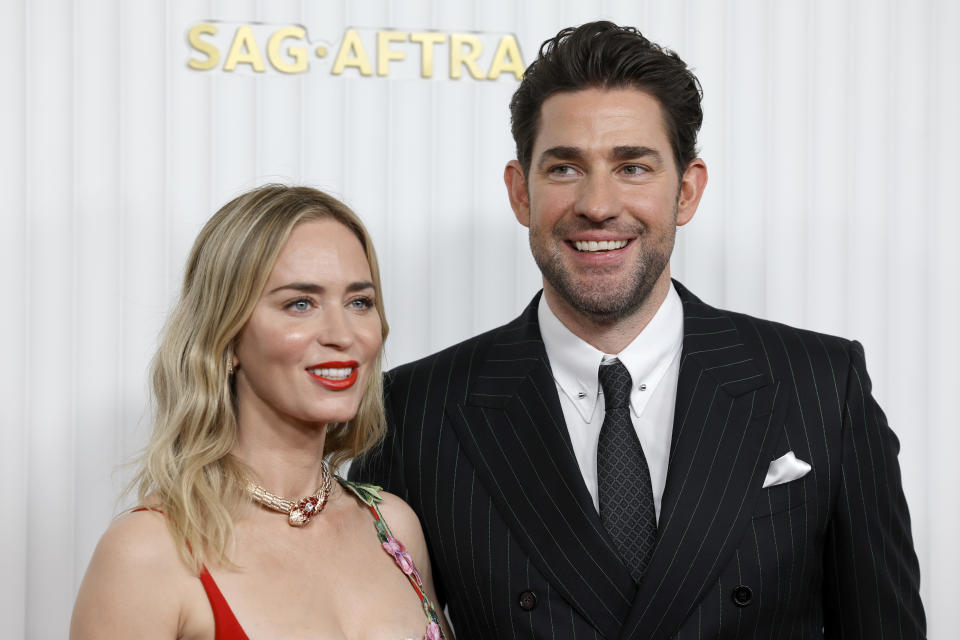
[[350, 282, 925, 639]]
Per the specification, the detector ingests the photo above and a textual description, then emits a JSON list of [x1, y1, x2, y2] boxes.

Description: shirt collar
[[538, 283, 684, 422]]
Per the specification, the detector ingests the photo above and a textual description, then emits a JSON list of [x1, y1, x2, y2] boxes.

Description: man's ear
[[676, 158, 708, 227], [504, 160, 531, 227]]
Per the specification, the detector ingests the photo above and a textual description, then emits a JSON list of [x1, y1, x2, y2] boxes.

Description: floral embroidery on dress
[[342, 479, 383, 507], [407, 621, 442, 640], [338, 477, 445, 640], [382, 535, 424, 587]]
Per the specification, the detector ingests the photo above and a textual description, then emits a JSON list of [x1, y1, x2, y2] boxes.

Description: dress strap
[[337, 477, 445, 638]]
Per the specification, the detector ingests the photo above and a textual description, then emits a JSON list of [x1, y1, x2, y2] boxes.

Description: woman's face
[[233, 218, 382, 430]]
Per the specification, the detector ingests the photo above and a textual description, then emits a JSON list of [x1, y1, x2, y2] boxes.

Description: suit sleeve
[[823, 341, 926, 638], [347, 373, 409, 501]]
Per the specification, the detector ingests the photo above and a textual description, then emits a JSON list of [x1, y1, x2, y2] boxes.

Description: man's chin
[[575, 299, 644, 325], [548, 268, 670, 325], [536, 247, 669, 324], [552, 286, 645, 324]]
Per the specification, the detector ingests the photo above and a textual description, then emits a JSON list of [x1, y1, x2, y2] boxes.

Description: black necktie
[[597, 360, 657, 582]]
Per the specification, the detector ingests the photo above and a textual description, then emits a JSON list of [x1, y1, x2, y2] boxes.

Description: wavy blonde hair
[[132, 185, 389, 571]]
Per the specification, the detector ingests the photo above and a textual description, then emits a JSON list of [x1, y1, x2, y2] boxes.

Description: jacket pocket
[[752, 474, 811, 520]]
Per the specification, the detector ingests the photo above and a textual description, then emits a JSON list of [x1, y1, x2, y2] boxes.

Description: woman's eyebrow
[[268, 281, 375, 295]]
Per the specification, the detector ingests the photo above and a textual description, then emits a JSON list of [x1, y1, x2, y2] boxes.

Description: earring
[[227, 359, 235, 376]]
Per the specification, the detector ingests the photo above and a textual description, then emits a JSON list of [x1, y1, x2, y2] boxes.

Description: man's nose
[[574, 174, 618, 222]]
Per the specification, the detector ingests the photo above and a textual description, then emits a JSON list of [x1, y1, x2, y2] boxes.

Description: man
[[351, 21, 925, 638]]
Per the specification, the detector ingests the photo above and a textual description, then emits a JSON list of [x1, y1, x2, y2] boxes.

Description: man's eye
[[622, 165, 648, 175], [549, 165, 577, 176]]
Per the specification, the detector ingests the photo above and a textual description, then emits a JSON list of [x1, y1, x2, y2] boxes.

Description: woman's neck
[[232, 407, 329, 499]]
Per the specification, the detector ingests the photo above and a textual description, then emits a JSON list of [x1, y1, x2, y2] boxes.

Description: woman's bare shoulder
[[374, 491, 421, 528], [70, 509, 198, 639], [371, 491, 429, 553], [103, 508, 181, 560]]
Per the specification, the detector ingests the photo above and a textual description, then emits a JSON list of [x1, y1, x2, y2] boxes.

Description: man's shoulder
[[676, 282, 859, 371], [677, 281, 848, 346], [732, 307, 851, 351], [711, 303, 862, 378]]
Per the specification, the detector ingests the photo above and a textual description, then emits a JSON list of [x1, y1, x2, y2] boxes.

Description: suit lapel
[[618, 283, 787, 639], [446, 295, 636, 638]]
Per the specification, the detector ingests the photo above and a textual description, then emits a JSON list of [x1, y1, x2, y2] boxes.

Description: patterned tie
[[597, 360, 657, 582]]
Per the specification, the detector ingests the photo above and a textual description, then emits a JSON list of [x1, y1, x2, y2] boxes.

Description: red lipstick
[[306, 360, 359, 390]]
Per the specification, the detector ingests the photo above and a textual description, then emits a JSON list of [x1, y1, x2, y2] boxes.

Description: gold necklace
[[246, 461, 334, 526]]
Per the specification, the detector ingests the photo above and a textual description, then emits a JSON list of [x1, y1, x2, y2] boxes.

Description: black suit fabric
[[350, 283, 925, 639]]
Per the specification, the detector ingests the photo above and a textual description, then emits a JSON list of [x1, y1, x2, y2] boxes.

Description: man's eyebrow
[[536, 145, 665, 169], [611, 145, 663, 163], [268, 281, 376, 295], [537, 146, 584, 170]]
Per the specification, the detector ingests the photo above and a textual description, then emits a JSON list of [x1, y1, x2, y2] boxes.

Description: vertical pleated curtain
[[1, 1, 956, 637]]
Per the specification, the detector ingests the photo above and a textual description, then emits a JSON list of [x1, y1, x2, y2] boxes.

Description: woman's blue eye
[[289, 298, 311, 311], [350, 297, 374, 310]]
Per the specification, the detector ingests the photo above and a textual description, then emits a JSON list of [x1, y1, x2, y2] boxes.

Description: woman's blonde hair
[[132, 184, 389, 571]]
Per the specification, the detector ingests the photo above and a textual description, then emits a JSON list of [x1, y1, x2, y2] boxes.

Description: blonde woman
[[71, 186, 451, 640]]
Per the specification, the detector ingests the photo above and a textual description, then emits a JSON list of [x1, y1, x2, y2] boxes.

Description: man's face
[[505, 87, 705, 327]]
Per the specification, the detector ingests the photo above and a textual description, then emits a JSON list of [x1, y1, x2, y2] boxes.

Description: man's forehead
[[532, 87, 671, 154]]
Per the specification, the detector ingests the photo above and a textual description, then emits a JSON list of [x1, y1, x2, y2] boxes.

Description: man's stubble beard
[[530, 203, 677, 327]]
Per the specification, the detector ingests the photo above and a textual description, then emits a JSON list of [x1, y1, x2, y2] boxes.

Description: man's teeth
[[309, 367, 353, 379], [573, 240, 628, 252]]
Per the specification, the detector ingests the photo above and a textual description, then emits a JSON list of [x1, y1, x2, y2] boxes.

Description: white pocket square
[[762, 451, 811, 488]]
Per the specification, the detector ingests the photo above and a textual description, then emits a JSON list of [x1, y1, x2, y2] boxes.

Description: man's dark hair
[[509, 21, 703, 177]]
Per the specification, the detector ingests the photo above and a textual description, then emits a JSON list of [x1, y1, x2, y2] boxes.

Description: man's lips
[[561, 237, 635, 268], [306, 361, 359, 390], [570, 238, 630, 253]]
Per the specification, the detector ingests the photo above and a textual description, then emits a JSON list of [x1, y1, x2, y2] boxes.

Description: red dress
[[196, 565, 249, 639]]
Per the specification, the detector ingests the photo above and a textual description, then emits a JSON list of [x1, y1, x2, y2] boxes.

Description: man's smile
[[572, 239, 629, 252]]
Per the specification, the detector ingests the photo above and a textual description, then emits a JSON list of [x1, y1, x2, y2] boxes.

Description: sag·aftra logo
[[187, 22, 525, 81]]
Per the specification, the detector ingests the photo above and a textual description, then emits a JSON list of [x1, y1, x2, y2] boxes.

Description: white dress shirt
[[538, 284, 684, 521]]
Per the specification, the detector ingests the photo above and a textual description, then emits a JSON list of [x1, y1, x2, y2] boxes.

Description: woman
[[71, 185, 451, 640]]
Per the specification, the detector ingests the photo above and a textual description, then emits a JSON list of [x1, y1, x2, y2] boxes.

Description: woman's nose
[[316, 309, 354, 349]]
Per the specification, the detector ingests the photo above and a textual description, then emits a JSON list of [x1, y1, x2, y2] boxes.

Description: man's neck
[[542, 276, 672, 354]]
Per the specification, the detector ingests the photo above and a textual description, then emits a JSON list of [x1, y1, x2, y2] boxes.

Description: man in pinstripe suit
[[350, 21, 925, 638]]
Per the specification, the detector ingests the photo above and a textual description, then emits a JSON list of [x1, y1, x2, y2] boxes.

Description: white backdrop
[[1, 1, 957, 638]]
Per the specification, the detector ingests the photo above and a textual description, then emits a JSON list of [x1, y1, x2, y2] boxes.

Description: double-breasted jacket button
[[731, 585, 753, 607], [518, 590, 538, 611]]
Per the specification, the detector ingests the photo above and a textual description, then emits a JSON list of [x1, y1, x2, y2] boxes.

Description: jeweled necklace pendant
[[246, 461, 333, 527], [288, 495, 322, 526]]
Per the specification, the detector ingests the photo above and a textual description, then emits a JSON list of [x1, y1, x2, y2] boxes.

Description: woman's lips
[[306, 361, 359, 390]]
